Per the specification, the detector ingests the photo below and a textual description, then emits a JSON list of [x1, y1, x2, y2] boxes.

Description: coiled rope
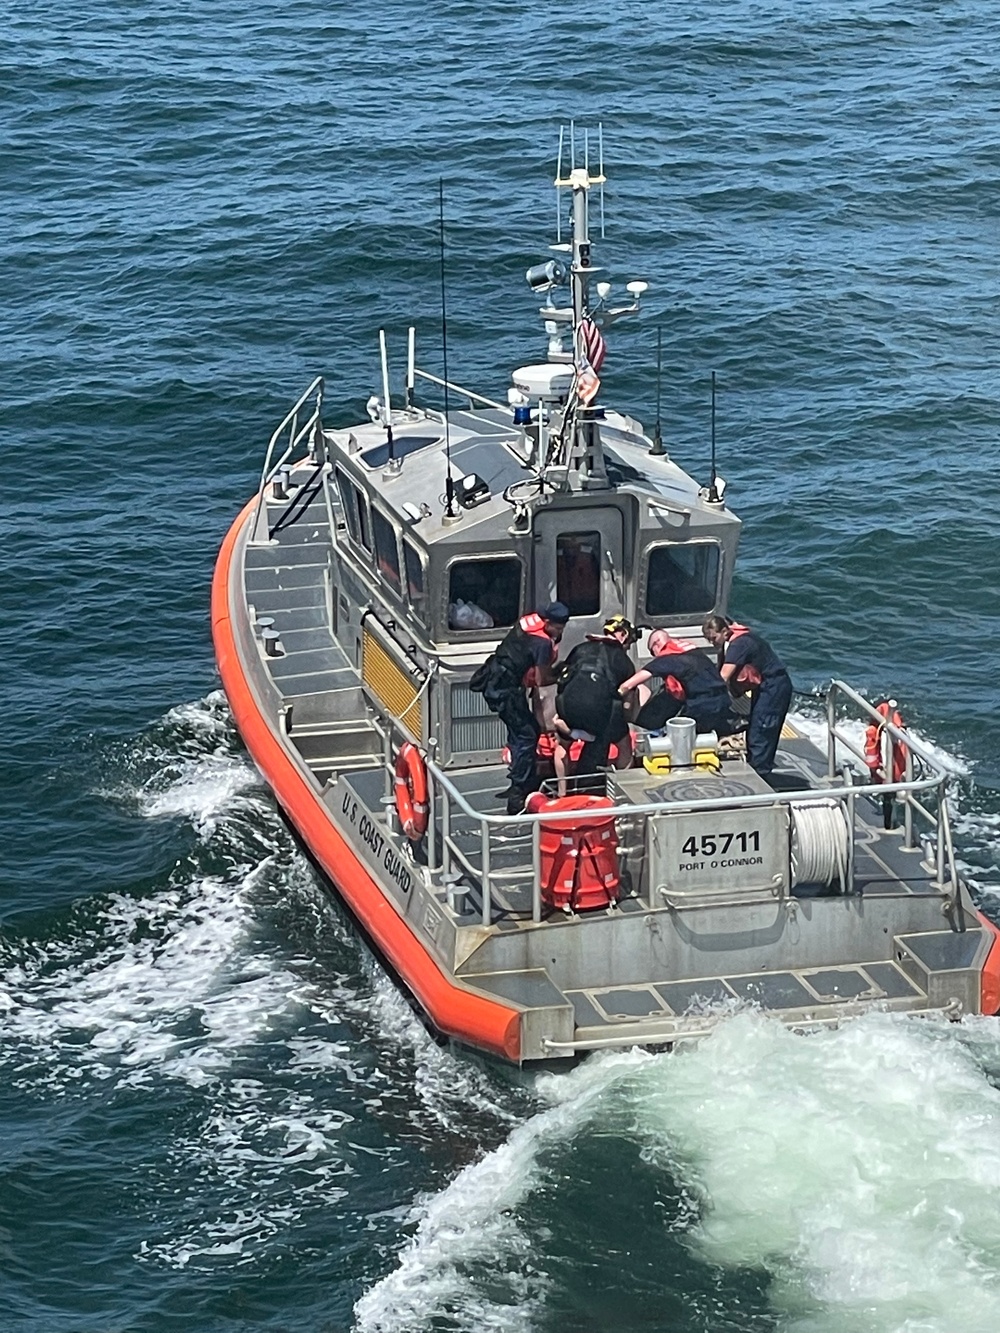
[[790, 799, 849, 888]]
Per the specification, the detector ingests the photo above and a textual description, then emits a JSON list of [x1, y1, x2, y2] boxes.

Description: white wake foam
[[630, 1009, 1000, 1333], [353, 1051, 644, 1333], [0, 870, 300, 1089], [355, 1010, 1000, 1333]]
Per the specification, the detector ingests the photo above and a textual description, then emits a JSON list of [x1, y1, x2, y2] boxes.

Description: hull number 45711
[[681, 831, 761, 857]]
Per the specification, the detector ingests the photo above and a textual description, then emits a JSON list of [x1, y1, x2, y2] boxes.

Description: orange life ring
[[394, 741, 429, 841], [864, 701, 908, 784]]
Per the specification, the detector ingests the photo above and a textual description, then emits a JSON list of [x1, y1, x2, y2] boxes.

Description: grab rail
[[377, 680, 961, 928], [412, 368, 507, 412], [248, 377, 325, 544]]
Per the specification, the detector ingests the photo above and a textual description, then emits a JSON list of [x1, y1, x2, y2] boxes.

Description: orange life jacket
[[723, 622, 762, 687]]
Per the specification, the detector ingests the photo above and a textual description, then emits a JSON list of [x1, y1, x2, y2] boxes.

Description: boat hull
[[212, 501, 523, 1062]]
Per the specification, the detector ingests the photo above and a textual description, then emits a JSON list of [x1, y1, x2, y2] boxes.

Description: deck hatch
[[862, 962, 923, 999], [655, 979, 735, 1014], [726, 973, 816, 1009], [802, 968, 875, 1000], [592, 987, 668, 1019]]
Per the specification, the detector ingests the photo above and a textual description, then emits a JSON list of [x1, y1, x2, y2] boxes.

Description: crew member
[[552, 614, 639, 794], [702, 615, 793, 778], [472, 602, 570, 813], [619, 631, 735, 736]]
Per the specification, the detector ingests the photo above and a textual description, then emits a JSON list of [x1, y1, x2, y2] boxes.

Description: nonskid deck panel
[[470, 956, 930, 1049]]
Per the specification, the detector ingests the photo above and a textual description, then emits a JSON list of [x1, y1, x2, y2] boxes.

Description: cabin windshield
[[372, 507, 402, 595], [337, 470, 372, 555], [645, 542, 720, 617], [403, 538, 425, 612]]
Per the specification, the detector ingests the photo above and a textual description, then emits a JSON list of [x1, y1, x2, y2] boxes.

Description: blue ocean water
[[4, 2, 1000, 1329]]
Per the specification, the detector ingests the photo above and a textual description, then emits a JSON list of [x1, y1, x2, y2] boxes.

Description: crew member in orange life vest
[[470, 602, 570, 814], [619, 630, 735, 736], [702, 615, 793, 778]]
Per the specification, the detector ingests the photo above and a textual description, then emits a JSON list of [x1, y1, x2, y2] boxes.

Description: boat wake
[[353, 711, 1000, 1333], [9, 691, 1000, 1314], [356, 1011, 1000, 1333], [0, 693, 525, 1273]]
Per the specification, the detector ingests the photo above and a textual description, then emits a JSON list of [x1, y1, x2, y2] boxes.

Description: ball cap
[[542, 601, 570, 624]]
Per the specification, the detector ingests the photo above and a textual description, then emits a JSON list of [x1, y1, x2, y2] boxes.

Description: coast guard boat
[[212, 134, 1000, 1063]]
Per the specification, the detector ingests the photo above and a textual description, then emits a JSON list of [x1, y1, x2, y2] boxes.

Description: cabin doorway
[[533, 507, 625, 647]]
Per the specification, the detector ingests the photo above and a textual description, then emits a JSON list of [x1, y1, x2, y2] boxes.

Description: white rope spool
[[790, 799, 849, 888]]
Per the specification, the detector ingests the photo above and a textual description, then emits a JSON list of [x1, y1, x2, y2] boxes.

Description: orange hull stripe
[[211, 501, 522, 1062], [976, 911, 1000, 1016]]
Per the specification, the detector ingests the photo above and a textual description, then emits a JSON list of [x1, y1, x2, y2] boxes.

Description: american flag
[[577, 317, 607, 372], [575, 317, 606, 406]]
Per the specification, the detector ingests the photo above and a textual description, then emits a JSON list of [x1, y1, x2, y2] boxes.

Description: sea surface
[[4, 2, 1000, 1329]]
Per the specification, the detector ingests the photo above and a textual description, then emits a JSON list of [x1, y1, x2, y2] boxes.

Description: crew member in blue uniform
[[702, 615, 793, 778], [471, 602, 570, 813], [619, 632, 736, 736]]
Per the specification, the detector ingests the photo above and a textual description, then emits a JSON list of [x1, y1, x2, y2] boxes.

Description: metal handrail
[[408, 679, 961, 927], [826, 679, 948, 860], [249, 377, 324, 544], [413, 367, 507, 412], [426, 756, 943, 828]]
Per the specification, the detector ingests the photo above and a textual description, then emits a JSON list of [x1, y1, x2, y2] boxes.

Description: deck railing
[[375, 680, 961, 928], [248, 376, 325, 545]]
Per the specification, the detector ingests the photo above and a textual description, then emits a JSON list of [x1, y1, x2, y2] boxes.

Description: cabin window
[[448, 557, 521, 631], [645, 542, 720, 617], [556, 531, 601, 616], [354, 488, 372, 553], [336, 470, 372, 554], [371, 507, 402, 595], [336, 470, 360, 544], [403, 538, 426, 610]]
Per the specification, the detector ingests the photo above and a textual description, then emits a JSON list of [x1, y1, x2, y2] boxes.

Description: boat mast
[[554, 132, 608, 490], [520, 126, 647, 491]]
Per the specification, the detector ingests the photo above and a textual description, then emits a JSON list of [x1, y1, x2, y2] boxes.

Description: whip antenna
[[708, 369, 720, 502], [650, 325, 665, 455], [439, 178, 458, 518]]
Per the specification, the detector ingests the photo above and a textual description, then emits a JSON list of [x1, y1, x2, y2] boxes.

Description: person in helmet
[[552, 614, 639, 794], [702, 615, 792, 778], [470, 602, 570, 813], [619, 631, 736, 737]]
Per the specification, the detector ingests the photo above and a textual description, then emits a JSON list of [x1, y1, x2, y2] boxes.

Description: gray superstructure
[[214, 137, 999, 1062]]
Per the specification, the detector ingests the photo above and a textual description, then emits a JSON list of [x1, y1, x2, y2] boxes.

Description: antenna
[[708, 370, 721, 502], [598, 121, 605, 239], [439, 178, 458, 519], [556, 124, 564, 244], [650, 326, 665, 455], [378, 329, 394, 466]]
